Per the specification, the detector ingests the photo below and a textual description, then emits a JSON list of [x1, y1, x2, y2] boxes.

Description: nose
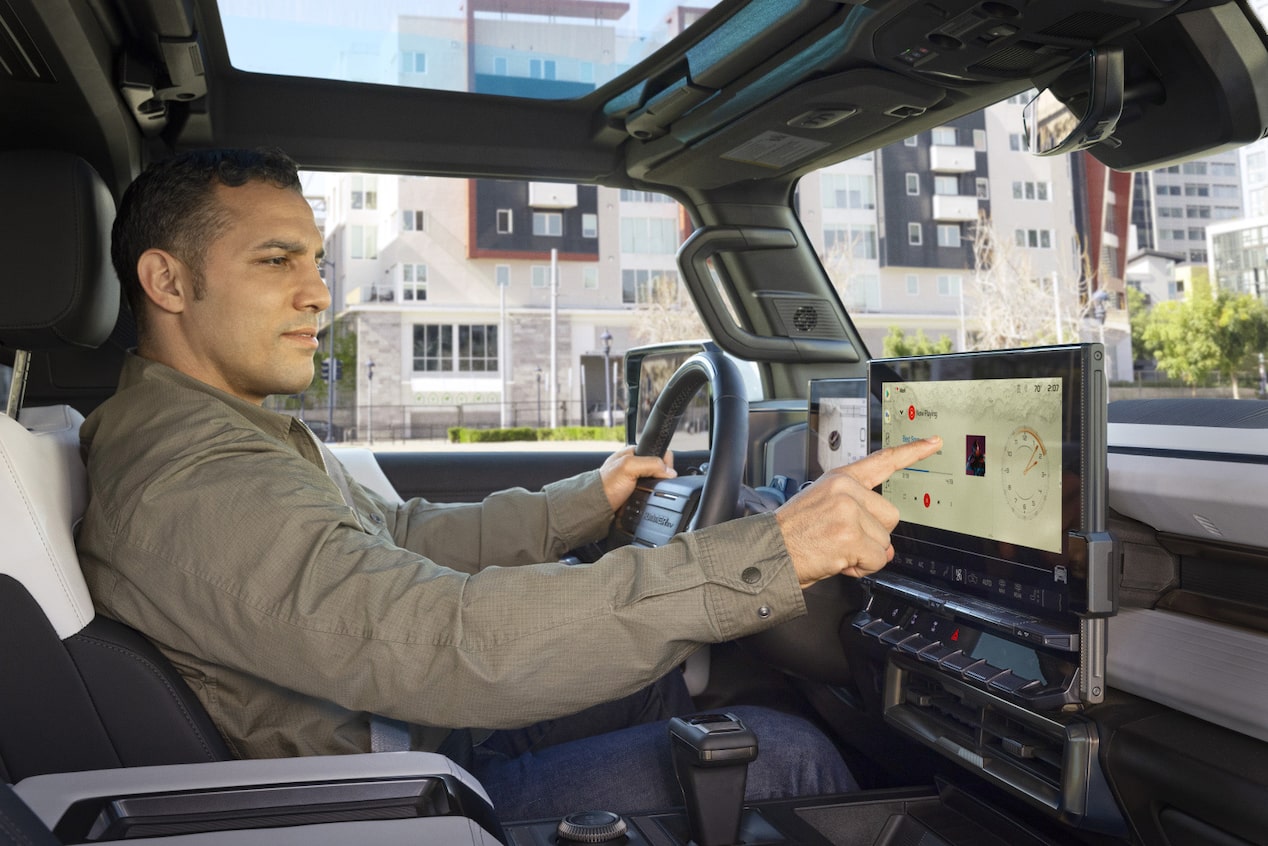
[[299, 260, 333, 313]]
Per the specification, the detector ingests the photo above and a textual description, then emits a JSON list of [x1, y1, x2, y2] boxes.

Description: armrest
[[14, 752, 504, 845]]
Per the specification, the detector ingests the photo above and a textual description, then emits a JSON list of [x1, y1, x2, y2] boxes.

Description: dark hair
[[111, 147, 302, 339]]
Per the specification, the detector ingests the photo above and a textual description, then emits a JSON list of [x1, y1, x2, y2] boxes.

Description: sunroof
[[217, 0, 724, 100]]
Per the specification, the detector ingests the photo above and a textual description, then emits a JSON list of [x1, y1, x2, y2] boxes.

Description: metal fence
[[293, 399, 627, 444]]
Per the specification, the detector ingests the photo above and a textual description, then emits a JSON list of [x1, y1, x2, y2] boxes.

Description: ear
[[136, 248, 193, 315]]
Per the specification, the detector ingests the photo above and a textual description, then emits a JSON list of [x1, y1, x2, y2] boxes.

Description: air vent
[[0, 1, 56, 83], [765, 296, 849, 340]]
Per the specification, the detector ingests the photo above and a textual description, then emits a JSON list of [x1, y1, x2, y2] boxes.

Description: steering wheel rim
[[634, 348, 749, 529]]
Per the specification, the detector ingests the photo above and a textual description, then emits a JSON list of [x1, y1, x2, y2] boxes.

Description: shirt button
[[370, 514, 384, 524], [741, 567, 762, 584], [757, 606, 772, 619]]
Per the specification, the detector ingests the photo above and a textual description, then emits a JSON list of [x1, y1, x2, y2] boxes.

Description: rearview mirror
[[1023, 47, 1124, 156]]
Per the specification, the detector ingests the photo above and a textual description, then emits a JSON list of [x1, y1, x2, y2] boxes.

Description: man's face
[[176, 181, 330, 404]]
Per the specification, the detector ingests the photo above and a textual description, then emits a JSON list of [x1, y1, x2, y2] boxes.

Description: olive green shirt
[[76, 354, 806, 760]]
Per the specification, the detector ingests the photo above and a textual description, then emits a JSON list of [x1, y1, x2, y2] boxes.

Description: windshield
[[218, 0, 724, 100]]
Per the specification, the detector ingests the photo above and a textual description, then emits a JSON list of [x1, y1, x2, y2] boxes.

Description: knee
[[723, 706, 859, 799]]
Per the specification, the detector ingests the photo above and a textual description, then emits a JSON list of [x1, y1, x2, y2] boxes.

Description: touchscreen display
[[868, 344, 1106, 620], [806, 378, 868, 481], [879, 376, 1063, 554]]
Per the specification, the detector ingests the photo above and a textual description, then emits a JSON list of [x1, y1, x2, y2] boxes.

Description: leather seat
[[0, 150, 231, 783]]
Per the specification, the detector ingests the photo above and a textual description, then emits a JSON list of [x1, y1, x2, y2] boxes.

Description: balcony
[[929, 144, 976, 173], [932, 194, 979, 222]]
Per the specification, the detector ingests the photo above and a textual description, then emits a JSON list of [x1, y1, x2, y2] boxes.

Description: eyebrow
[[251, 239, 316, 255]]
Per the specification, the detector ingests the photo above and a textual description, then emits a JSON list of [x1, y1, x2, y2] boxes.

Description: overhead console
[[812, 344, 1122, 834]]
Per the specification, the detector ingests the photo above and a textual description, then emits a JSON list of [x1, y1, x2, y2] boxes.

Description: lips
[[283, 328, 319, 347]]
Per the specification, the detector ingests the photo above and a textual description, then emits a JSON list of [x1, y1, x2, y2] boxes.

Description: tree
[[630, 274, 707, 347], [1142, 281, 1268, 397], [882, 327, 953, 357], [1125, 286, 1151, 365], [964, 212, 1089, 350]]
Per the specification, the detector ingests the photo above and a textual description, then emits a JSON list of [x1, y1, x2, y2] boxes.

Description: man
[[77, 148, 941, 820]]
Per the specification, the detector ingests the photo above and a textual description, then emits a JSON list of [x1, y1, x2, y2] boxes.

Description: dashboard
[[810, 345, 1123, 834]]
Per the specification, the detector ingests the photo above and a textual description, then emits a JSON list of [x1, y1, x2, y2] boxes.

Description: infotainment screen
[[805, 377, 868, 482], [867, 344, 1110, 622]]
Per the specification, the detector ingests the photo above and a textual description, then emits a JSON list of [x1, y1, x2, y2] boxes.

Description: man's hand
[[775, 436, 942, 588], [599, 446, 676, 512]]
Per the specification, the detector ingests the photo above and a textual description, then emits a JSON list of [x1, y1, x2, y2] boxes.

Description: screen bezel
[[868, 344, 1105, 620]]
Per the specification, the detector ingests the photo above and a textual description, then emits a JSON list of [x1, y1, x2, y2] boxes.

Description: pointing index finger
[[845, 436, 942, 490]]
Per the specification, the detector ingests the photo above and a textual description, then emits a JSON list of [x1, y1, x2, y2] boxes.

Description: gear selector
[[668, 713, 758, 846]]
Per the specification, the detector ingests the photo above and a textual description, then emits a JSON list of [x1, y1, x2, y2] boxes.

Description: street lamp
[[535, 368, 543, 427], [600, 329, 613, 427], [366, 359, 375, 446]]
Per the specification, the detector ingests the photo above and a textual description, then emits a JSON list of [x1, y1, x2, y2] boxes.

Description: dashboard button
[[964, 662, 1008, 684], [880, 627, 915, 646], [938, 651, 981, 675], [988, 671, 1042, 696], [862, 619, 900, 639], [917, 642, 960, 664], [896, 634, 933, 655]]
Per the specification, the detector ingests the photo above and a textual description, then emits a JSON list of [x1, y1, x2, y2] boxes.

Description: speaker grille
[[768, 296, 849, 340]]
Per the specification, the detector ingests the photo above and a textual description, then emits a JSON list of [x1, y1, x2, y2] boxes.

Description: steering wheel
[[632, 348, 749, 531]]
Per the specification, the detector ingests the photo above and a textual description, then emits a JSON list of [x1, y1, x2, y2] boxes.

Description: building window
[[457, 325, 499, 372], [619, 189, 673, 203], [350, 175, 377, 210], [905, 173, 920, 195], [934, 175, 958, 195], [402, 51, 427, 74], [931, 126, 956, 146], [908, 223, 922, 246], [1188, 227, 1205, 240], [937, 274, 962, 297], [532, 212, 563, 237], [823, 173, 876, 208], [493, 56, 508, 75], [1184, 184, 1210, 197], [621, 269, 679, 304], [582, 213, 598, 238], [402, 263, 427, 301], [1014, 228, 1054, 248], [495, 264, 511, 287], [976, 177, 990, 200], [621, 217, 678, 254], [973, 129, 987, 151], [937, 224, 960, 247], [583, 266, 599, 289], [824, 224, 878, 259], [529, 58, 557, 80], [402, 210, 425, 231], [1008, 133, 1023, 151], [906, 274, 919, 295], [904, 135, 919, 146], [350, 225, 377, 259], [531, 265, 551, 288], [496, 209, 513, 234], [413, 325, 453, 372], [1190, 249, 1207, 262]]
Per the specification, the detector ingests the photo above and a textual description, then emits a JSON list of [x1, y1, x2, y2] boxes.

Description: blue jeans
[[468, 675, 858, 821]]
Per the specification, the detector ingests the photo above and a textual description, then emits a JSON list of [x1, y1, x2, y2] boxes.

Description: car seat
[[0, 150, 231, 783]]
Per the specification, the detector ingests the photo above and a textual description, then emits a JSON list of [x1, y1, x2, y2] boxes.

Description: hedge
[[448, 426, 624, 443]]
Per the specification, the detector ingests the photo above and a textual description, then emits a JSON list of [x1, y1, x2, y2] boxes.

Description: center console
[[809, 344, 1122, 834]]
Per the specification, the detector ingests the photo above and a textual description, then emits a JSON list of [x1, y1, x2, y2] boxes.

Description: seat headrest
[[0, 151, 119, 351], [0, 407, 95, 638]]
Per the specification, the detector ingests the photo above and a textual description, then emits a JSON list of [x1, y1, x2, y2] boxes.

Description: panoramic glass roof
[[217, 0, 724, 100]]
